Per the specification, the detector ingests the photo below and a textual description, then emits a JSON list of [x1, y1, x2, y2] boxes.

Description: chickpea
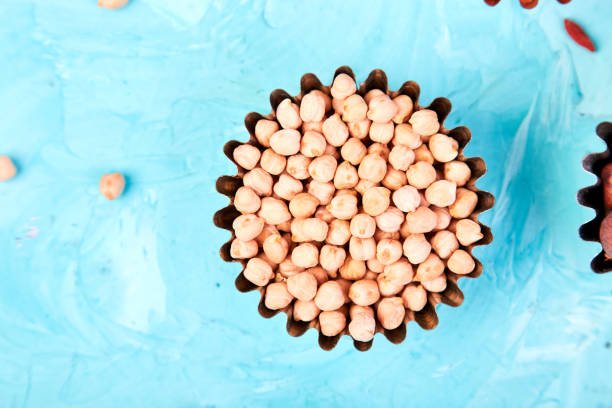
[[0, 156, 17, 181], [243, 167, 273, 196], [255, 224, 279, 245], [287, 271, 318, 301], [286, 154, 311, 180], [278, 258, 304, 277], [339, 256, 367, 280], [332, 98, 345, 116], [234, 186, 261, 214], [402, 283, 427, 311], [305, 180, 333, 205], [432, 207, 451, 231], [258, 197, 291, 225], [314, 281, 345, 311], [364, 89, 385, 104], [322, 113, 349, 147], [99, 173, 125, 200], [270, 129, 301, 156], [293, 299, 320, 322], [307, 154, 337, 182], [355, 179, 377, 196], [362, 187, 390, 216], [257, 149, 283, 175], [378, 259, 414, 296], [348, 280, 380, 306], [392, 185, 420, 213], [393, 124, 422, 149], [375, 206, 404, 233], [449, 188, 478, 218], [342, 94, 367, 122], [349, 236, 376, 261], [233, 214, 264, 242], [333, 161, 359, 189], [367, 94, 398, 123], [447, 249, 475, 275], [306, 266, 329, 285], [421, 274, 447, 293], [415, 253, 445, 282], [369, 121, 395, 144], [336, 279, 352, 303], [402, 234, 431, 264], [444, 161, 471, 186], [262, 233, 289, 264], [319, 311, 346, 336], [367, 142, 390, 160], [265, 282, 294, 310], [326, 219, 351, 245], [319, 244, 346, 273], [350, 214, 376, 238], [315, 206, 335, 223], [376, 239, 403, 265], [348, 305, 376, 342], [327, 193, 358, 220], [429, 133, 458, 163], [303, 121, 323, 133], [377, 297, 405, 330], [425, 180, 457, 207], [388, 145, 415, 172], [340, 137, 367, 165], [273, 173, 303, 200], [276, 99, 302, 130], [230, 238, 258, 259], [358, 153, 387, 183], [98, 0, 129, 9], [431, 230, 459, 259], [300, 131, 326, 158], [291, 218, 328, 242], [406, 162, 436, 189], [367, 258, 384, 273], [254, 119, 279, 147], [289, 192, 319, 218], [414, 144, 434, 164], [382, 167, 407, 191], [324, 144, 340, 160], [300, 91, 326, 123], [348, 119, 371, 139], [374, 229, 400, 241], [409, 109, 439, 136], [404, 207, 437, 234], [454, 219, 483, 246], [244, 257, 274, 286], [392, 95, 414, 124], [331, 73, 356, 99], [232, 144, 260, 170]]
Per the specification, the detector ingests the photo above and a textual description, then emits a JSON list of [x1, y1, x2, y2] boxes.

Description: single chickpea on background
[[98, 0, 129, 9], [0, 156, 17, 181], [99, 172, 126, 200]]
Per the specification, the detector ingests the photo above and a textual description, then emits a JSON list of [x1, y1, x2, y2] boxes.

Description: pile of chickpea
[[229, 73, 484, 342]]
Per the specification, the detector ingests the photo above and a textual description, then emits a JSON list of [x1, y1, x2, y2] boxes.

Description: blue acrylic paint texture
[[0, 0, 611, 407]]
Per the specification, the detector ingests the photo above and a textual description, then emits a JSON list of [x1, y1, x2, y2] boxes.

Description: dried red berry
[[557, 0, 572, 3], [519, 0, 538, 9], [484, 0, 501, 5], [564, 19, 596, 52], [600, 213, 612, 258]]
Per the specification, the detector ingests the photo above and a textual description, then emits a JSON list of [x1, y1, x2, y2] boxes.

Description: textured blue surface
[[1, 0, 611, 407]]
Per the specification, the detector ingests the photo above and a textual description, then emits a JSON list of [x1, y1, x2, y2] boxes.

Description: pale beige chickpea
[[444, 161, 471, 186], [404, 206, 438, 234], [415, 253, 445, 282], [302, 121, 323, 133], [319, 311, 346, 336], [449, 188, 478, 218], [327, 193, 358, 220], [233, 186, 261, 214], [265, 282, 294, 310], [300, 131, 326, 158], [364, 89, 385, 104], [255, 224, 280, 245], [358, 153, 387, 183], [392, 185, 420, 213], [0, 156, 17, 181], [447, 249, 475, 275], [331, 73, 357, 99], [413, 144, 434, 164], [388, 145, 415, 171], [243, 167, 273, 196], [425, 180, 457, 207], [259, 149, 286, 175], [230, 238, 258, 259], [311, 89, 332, 112], [369, 121, 395, 144], [299, 91, 326, 123], [322, 113, 349, 147], [308, 154, 337, 182], [278, 258, 304, 278], [339, 256, 367, 280], [254, 119, 279, 147], [355, 179, 377, 196], [377, 297, 405, 330], [393, 124, 422, 149], [375, 206, 404, 233], [350, 214, 376, 238], [336, 279, 352, 304], [432, 207, 451, 231], [348, 119, 371, 139], [270, 129, 301, 156], [392, 94, 414, 124], [291, 218, 328, 242], [367, 142, 390, 160], [333, 161, 359, 189], [382, 167, 407, 191], [293, 299, 320, 322], [349, 236, 376, 261], [402, 283, 427, 311], [362, 186, 390, 216], [454, 219, 483, 246], [243, 257, 274, 286], [233, 214, 265, 242], [307, 180, 335, 205], [367, 94, 398, 123], [409, 109, 440, 136], [378, 259, 414, 296], [431, 230, 459, 259], [263, 233, 289, 264], [314, 281, 346, 311], [348, 305, 376, 342], [367, 258, 384, 273], [314, 206, 335, 223], [421, 274, 447, 292], [98, 0, 129, 9], [232, 144, 260, 170], [326, 219, 351, 246], [376, 239, 403, 265], [99, 173, 125, 200], [429, 133, 458, 163], [276, 99, 302, 130], [331, 98, 345, 116], [324, 144, 340, 160], [374, 229, 400, 241], [306, 266, 329, 285], [342, 94, 367, 122], [273, 173, 303, 200], [286, 154, 311, 180], [364, 271, 378, 280], [406, 161, 436, 189], [287, 271, 318, 301], [319, 244, 346, 273], [258, 197, 291, 225], [349, 279, 380, 306], [402, 233, 431, 264], [340, 137, 367, 165], [289, 192, 319, 218]]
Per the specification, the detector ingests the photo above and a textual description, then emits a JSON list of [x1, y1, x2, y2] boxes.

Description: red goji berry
[[519, 0, 538, 9], [484, 0, 501, 5], [564, 19, 596, 52], [557, 0, 572, 3]]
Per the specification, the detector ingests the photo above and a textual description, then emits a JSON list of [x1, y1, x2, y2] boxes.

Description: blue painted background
[[1, 0, 611, 406]]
